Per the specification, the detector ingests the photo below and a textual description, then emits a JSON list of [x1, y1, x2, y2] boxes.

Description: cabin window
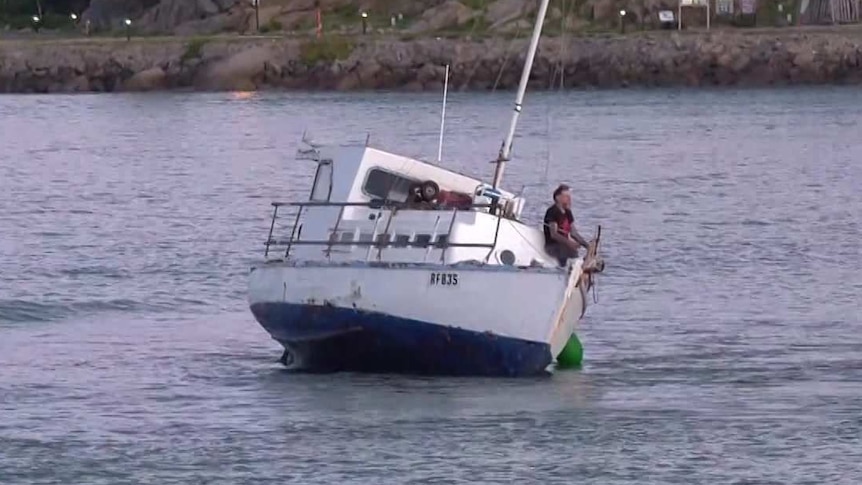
[[434, 235, 449, 248], [414, 234, 432, 247], [310, 160, 333, 201], [393, 234, 411, 247], [363, 168, 416, 202]]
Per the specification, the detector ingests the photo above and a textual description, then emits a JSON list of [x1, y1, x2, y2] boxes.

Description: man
[[543, 184, 589, 266]]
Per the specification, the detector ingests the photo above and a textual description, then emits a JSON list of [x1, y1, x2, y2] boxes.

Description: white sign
[[659, 10, 675, 21]]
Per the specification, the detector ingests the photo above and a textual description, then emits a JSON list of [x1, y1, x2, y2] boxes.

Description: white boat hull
[[248, 261, 586, 376]]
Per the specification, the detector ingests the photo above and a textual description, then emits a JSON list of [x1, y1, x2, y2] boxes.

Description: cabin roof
[[316, 144, 515, 199]]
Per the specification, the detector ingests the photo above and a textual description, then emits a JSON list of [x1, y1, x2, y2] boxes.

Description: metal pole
[[707, 2, 711, 29], [492, 0, 552, 189], [255, 0, 260, 32], [265, 205, 278, 257], [437, 64, 450, 163], [316, 1, 322, 38]]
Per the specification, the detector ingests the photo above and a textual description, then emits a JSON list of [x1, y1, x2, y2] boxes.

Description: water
[[1, 88, 860, 484]]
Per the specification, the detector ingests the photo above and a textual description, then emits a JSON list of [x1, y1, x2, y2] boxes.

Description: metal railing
[[263, 200, 504, 264]]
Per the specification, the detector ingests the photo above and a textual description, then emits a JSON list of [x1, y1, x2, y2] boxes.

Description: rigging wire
[[491, 22, 524, 92], [542, 0, 571, 186]]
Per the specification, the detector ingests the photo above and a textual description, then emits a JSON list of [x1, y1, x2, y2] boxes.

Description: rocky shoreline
[[2, 30, 862, 93]]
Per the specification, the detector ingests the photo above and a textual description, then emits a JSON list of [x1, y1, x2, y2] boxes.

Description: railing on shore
[[264, 200, 504, 264]]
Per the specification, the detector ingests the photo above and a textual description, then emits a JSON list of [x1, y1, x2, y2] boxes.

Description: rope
[[543, 0, 572, 189]]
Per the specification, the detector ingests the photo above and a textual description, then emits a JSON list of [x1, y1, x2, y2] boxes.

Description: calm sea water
[[1, 88, 860, 484]]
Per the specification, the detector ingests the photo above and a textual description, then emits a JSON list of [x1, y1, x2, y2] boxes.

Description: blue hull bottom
[[250, 302, 552, 377]]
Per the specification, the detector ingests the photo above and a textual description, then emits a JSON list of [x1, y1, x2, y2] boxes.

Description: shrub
[[299, 37, 354, 65], [181, 37, 208, 63]]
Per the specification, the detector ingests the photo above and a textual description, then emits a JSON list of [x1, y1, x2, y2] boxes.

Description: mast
[[491, 0, 552, 189]]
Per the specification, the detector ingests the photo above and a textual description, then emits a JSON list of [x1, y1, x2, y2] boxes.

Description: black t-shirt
[[543, 205, 574, 246]]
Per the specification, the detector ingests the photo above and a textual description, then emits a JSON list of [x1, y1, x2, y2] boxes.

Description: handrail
[[265, 199, 508, 262], [271, 200, 498, 209], [267, 240, 496, 249]]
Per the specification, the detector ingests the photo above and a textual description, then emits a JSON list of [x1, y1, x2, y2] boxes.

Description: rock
[[284, 0, 319, 12], [198, 0, 221, 16], [485, 0, 534, 30], [123, 66, 167, 91], [139, 0, 237, 33], [793, 49, 817, 68], [245, 5, 283, 31], [336, 72, 361, 90], [199, 46, 272, 90], [82, 0, 155, 30], [417, 63, 445, 82], [409, 1, 475, 33], [243, 6, 315, 32], [564, 16, 590, 32], [403, 80, 424, 91], [354, 60, 382, 87], [495, 18, 531, 33], [66, 75, 91, 92], [173, 9, 247, 35], [3, 32, 862, 93]]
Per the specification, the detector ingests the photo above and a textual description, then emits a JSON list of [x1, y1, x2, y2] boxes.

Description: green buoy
[[556, 333, 584, 369]]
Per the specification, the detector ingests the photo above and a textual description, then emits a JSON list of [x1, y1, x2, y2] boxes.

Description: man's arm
[[570, 225, 589, 249], [548, 222, 582, 251]]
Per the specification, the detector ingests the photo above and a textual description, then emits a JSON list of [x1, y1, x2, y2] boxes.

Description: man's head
[[553, 184, 571, 209]]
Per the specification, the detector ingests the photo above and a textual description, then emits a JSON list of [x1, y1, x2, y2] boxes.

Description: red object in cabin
[[436, 190, 473, 210]]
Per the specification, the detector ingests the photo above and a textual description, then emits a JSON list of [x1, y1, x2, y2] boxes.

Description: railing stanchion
[[265, 204, 279, 258], [365, 211, 382, 261], [424, 215, 442, 263], [325, 206, 346, 260], [486, 210, 503, 262], [440, 209, 458, 263], [378, 208, 396, 262], [284, 205, 304, 259]]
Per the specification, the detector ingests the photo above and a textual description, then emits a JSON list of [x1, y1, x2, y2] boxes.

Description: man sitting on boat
[[543, 184, 590, 266]]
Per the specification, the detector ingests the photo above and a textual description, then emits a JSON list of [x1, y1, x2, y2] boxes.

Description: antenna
[[437, 64, 450, 163]]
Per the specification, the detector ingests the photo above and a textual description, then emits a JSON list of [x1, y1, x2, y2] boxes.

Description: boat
[[247, 0, 605, 377]]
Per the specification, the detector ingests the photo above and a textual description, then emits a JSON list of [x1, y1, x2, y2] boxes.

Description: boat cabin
[[266, 144, 557, 269]]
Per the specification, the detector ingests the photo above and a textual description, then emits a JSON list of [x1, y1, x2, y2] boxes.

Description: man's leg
[[560, 245, 579, 265], [546, 245, 578, 266]]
